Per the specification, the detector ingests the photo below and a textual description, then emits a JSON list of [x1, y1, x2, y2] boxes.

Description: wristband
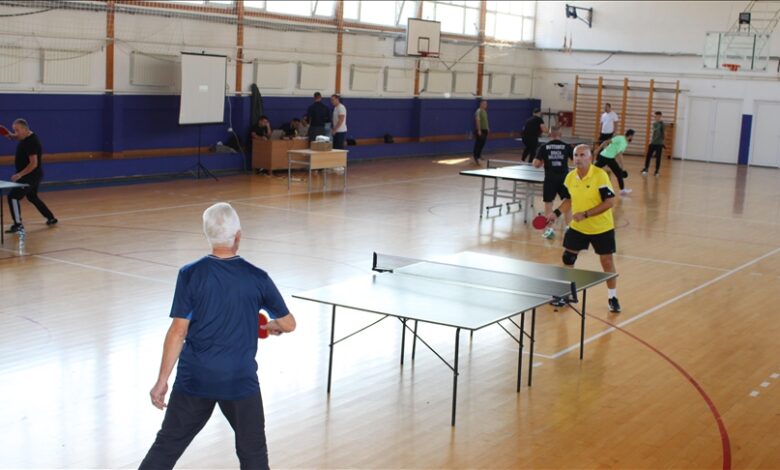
[[553, 209, 562, 217]]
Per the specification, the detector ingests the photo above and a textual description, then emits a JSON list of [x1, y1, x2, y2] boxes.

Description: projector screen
[[178, 52, 227, 125]]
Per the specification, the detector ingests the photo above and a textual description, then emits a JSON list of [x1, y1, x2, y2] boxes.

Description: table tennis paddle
[[532, 214, 550, 230], [258, 312, 269, 339], [0, 125, 9, 137]]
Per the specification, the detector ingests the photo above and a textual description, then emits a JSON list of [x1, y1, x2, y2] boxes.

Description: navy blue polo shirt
[[170, 255, 289, 400]]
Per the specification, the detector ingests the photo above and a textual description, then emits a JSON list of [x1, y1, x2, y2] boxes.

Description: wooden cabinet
[[251, 138, 309, 172]]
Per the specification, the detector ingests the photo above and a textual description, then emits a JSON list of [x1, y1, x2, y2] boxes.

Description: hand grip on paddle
[[0, 125, 9, 137], [258, 312, 269, 339]]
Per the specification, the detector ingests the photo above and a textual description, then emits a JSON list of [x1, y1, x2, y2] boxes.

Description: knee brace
[[562, 250, 578, 266]]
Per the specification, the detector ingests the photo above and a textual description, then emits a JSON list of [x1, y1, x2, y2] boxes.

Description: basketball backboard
[[406, 18, 441, 57]]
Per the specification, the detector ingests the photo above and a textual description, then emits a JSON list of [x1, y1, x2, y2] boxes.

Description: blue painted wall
[[0, 93, 539, 182], [738, 114, 751, 165]]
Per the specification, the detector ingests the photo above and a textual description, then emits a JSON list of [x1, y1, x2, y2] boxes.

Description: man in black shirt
[[521, 108, 548, 162], [250, 116, 271, 140], [306, 92, 330, 142], [533, 126, 572, 239], [279, 118, 302, 139], [4, 118, 57, 234]]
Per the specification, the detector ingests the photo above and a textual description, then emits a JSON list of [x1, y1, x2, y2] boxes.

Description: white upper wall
[[535, 0, 759, 53]]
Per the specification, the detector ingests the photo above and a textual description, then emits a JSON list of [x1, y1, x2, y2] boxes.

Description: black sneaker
[[46, 218, 58, 226], [550, 297, 567, 308], [5, 223, 23, 234], [608, 297, 621, 313]]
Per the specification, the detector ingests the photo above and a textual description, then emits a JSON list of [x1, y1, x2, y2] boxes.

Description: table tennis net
[[372, 252, 576, 301]]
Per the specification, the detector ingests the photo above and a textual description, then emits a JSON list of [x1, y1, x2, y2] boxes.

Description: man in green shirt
[[595, 129, 634, 195], [473, 99, 489, 163], [642, 111, 665, 176]]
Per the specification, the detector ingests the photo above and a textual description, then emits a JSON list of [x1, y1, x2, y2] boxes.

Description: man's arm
[[540, 122, 549, 134], [573, 194, 615, 222], [264, 312, 296, 335], [149, 318, 189, 410], [548, 198, 572, 223], [11, 155, 38, 182], [595, 138, 612, 155], [333, 114, 345, 134]]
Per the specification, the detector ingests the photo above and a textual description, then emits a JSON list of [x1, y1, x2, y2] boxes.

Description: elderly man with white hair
[[140, 202, 296, 470]]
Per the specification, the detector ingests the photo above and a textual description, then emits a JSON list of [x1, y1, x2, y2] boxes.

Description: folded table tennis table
[[293, 251, 616, 425]]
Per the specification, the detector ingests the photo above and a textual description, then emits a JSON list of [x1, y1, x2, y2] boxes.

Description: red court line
[[588, 314, 731, 470]]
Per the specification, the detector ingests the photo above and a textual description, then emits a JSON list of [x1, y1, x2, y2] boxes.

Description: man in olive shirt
[[548, 144, 621, 313], [642, 111, 665, 176], [472, 99, 489, 163]]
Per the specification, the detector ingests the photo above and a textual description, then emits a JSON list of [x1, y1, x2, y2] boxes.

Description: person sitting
[[298, 116, 310, 139], [279, 118, 302, 140], [251, 116, 271, 140]]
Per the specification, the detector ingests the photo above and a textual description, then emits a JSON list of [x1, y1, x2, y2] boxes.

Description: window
[[422, 1, 535, 42], [344, 1, 416, 27], [485, 1, 535, 42], [246, 1, 336, 17]]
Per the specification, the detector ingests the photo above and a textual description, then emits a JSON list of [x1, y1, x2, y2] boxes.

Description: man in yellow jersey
[[547, 144, 621, 313]]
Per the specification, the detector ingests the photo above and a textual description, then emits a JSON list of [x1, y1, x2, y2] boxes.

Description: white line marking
[[616, 253, 729, 272], [771, 373, 779, 379], [533, 362, 543, 368], [31, 252, 173, 285], [760, 381, 770, 388], [750, 390, 760, 397], [548, 245, 780, 359]]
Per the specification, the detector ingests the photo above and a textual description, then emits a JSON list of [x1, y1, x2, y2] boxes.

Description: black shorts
[[543, 174, 567, 202], [599, 133, 613, 144], [563, 227, 616, 255]]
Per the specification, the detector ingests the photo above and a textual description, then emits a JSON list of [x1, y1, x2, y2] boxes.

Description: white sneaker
[[542, 228, 555, 239], [620, 188, 633, 195], [641, 169, 648, 176]]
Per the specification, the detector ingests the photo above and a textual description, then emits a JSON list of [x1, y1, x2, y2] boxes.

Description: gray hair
[[573, 143, 592, 156], [202, 202, 241, 248], [13, 118, 29, 129]]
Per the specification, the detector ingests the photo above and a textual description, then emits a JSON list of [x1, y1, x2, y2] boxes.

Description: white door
[[750, 101, 780, 167], [685, 97, 742, 164]]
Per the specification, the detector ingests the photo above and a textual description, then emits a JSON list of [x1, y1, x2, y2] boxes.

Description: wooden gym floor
[[1, 152, 779, 469]]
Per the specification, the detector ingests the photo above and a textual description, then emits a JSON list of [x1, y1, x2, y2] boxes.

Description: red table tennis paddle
[[0, 125, 9, 137], [532, 214, 550, 230], [258, 312, 269, 339]]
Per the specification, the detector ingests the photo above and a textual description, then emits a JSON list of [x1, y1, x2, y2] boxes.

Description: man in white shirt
[[599, 103, 620, 144], [330, 94, 347, 150]]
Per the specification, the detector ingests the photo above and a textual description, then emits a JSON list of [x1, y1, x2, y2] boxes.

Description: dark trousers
[[595, 155, 625, 190], [332, 132, 347, 150], [644, 144, 663, 173], [473, 129, 488, 160], [521, 137, 538, 161], [599, 133, 614, 144], [8, 179, 54, 225], [308, 126, 325, 141], [139, 391, 269, 470]]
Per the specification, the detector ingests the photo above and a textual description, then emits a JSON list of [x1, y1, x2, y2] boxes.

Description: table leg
[[528, 308, 536, 386], [308, 166, 312, 193], [324, 169, 328, 191], [580, 289, 587, 360], [516, 311, 525, 393], [479, 177, 486, 218], [411, 320, 418, 360], [327, 305, 337, 394], [343, 164, 348, 191], [400, 318, 407, 365], [451, 327, 460, 426], [287, 155, 292, 191]]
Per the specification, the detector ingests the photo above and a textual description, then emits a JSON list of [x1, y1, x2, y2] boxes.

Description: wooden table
[[287, 149, 348, 192], [252, 138, 309, 172]]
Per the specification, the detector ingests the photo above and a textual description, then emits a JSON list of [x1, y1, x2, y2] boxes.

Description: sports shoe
[[542, 227, 555, 239], [608, 297, 622, 313], [5, 223, 23, 234], [550, 297, 567, 308], [620, 188, 633, 195], [641, 169, 648, 176], [654, 172, 660, 177], [46, 218, 58, 226]]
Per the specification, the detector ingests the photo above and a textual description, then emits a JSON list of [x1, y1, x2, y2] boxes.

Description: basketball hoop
[[722, 63, 741, 72]]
